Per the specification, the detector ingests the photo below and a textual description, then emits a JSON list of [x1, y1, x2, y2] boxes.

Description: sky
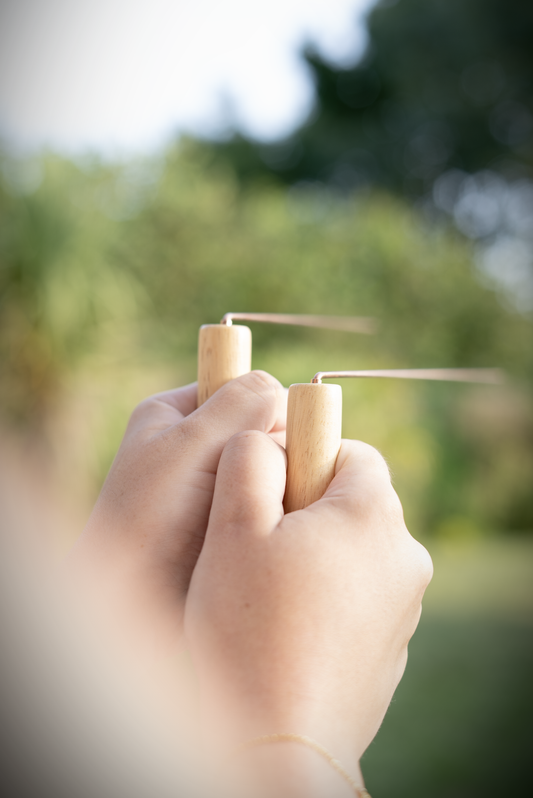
[[0, 0, 375, 155]]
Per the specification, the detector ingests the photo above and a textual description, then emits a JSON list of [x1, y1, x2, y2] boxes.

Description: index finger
[[150, 382, 198, 417]]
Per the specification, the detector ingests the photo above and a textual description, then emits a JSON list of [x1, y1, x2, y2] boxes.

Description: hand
[[185, 430, 433, 793], [66, 372, 287, 657]]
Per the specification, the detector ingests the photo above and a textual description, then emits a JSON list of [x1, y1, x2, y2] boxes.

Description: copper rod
[[220, 312, 377, 334], [311, 368, 505, 385]]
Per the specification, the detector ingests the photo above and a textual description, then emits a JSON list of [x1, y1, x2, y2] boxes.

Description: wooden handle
[[284, 383, 342, 513], [197, 324, 252, 405]]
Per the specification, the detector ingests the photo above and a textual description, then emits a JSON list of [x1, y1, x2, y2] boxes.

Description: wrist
[[196, 676, 368, 771], [230, 738, 365, 798], [197, 695, 364, 796]]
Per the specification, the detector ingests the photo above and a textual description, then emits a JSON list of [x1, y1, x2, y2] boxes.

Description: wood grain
[[197, 324, 252, 405], [284, 382, 342, 513]]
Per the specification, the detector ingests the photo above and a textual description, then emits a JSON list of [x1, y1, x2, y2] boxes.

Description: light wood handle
[[197, 324, 252, 405], [284, 383, 342, 513]]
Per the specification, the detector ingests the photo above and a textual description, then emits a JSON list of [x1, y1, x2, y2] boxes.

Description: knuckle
[[221, 371, 282, 423], [381, 487, 405, 524], [340, 440, 391, 481], [240, 370, 281, 395], [222, 430, 275, 471], [346, 478, 401, 524], [420, 548, 434, 587], [128, 396, 157, 425], [223, 370, 277, 402], [410, 539, 434, 588], [130, 398, 150, 418], [226, 429, 266, 450], [358, 442, 392, 477]]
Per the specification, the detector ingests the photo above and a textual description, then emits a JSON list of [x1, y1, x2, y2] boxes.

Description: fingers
[[176, 371, 287, 473], [291, 439, 404, 535], [286, 439, 433, 596], [327, 440, 400, 520], [327, 440, 433, 586], [126, 383, 198, 437], [316, 439, 399, 522], [199, 371, 287, 436], [126, 371, 286, 473], [268, 387, 289, 434], [208, 430, 287, 538], [151, 382, 198, 416]]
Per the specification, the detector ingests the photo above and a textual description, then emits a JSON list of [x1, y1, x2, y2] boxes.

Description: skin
[[185, 430, 433, 793], [68, 371, 433, 795], [67, 370, 287, 656]]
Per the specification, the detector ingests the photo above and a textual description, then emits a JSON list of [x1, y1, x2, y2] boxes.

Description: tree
[[209, 0, 533, 197]]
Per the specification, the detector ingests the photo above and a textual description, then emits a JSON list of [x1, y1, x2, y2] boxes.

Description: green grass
[[362, 538, 533, 796]]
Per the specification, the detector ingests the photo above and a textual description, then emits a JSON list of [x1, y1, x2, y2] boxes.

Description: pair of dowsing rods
[[197, 313, 504, 513]]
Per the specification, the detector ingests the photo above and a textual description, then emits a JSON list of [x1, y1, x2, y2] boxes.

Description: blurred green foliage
[[0, 154, 146, 425], [364, 615, 533, 795], [363, 537, 533, 796], [1, 141, 532, 537]]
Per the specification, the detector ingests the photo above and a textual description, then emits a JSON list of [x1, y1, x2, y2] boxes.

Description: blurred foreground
[[1, 434, 532, 797]]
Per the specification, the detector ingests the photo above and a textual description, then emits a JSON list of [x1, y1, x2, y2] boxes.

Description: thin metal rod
[[220, 312, 377, 334], [311, 368, 505, 384]]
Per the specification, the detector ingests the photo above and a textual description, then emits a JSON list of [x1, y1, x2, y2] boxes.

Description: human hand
[[185, 431, 433, 794], [67, 372, 286, 657]]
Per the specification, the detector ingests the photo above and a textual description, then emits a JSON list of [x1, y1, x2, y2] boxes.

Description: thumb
[[207, 430, 287, 539]]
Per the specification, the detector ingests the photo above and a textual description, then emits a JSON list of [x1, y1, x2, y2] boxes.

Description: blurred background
[[0, 0, 532, 795]]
